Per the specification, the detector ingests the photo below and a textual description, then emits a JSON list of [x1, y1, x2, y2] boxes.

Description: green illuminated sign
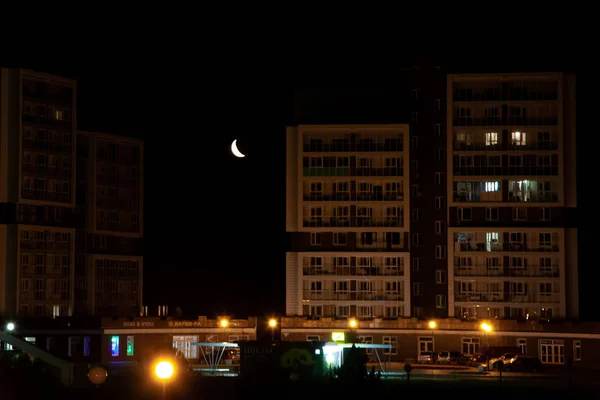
[[331, 332, 345, 342], [126, 336, 134, 356]]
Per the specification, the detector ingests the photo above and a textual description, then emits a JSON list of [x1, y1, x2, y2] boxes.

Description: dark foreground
[[2, 374, 600, 399]]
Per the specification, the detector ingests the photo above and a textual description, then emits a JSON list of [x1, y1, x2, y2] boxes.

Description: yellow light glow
[[428, 320, 437, 329], [348, 319, 357, 328], [480, 323, 492, 333], [268, 318, 277, 328], [154, 361, 174, 380], [220, 319, 228, 328]]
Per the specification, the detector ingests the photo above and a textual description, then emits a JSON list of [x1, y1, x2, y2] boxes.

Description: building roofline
[[77, 130, 144, 145], [19, 68, 76, 86]]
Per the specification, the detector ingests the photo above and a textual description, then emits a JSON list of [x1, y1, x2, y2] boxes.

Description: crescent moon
[[231, 139, 246, 158]]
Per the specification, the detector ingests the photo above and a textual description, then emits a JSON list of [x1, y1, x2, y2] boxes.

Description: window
[[306, 335, 320, 342], [127, 336, 134, 356], [435, 173, 445, 185], [512, 208, 527, 221], [412, 307, 422, 317], [411, 209, 422, 221], [333, 233, 347, 246], [436, 270, 446, 284], [435, 148, 445, 161], [411, 89, 420, 98], [539, 208, 551, 221], [435, 221, 445, 235], [383, 336, 397, 355], [68, 337, 80, 357], [412, 258, 420, 272], [573, 340, 581, 361], [517, 338, 527, 355], [435, 197, 446, 210], [485, 132, 498, 146], [486, 208, 498, 221], [435, 245, 446, 259], [435, 124, 445, 137], [412, 185, 421, 197], [435, 99, 443, 112], [539, 339, 564, 364], [356, 336, 373, 354], [419, 337, 434, 354], [511, 131, 527, 146], [110, 336, 119, 356], [84, 337, 91, 357], [310, 232, 321, 246], [412, 233, 421, 247], [411, 136, 419, 149], [461, 337, 480, 355], [457, 207, 472, 221], [411, 112, 418, 123], [436, 294, 447, 308], [412, 282, 421, 295], [411, 160, 419, 178]]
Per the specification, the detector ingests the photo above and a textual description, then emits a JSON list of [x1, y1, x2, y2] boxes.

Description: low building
[[281, 317, 599, 368]]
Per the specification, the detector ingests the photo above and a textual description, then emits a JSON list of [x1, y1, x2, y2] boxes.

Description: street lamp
[[5, 322, 15, 332], [268, 318, 277, 341], [348, 318, 357, 328], [154, 360, 174, 400], [480, 322, 493, 371], [428, 320, 437, 375], [219, 319, 229, 328]]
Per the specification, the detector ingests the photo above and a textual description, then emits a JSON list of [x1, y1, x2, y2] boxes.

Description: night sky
[[7, 50, 589, 320]]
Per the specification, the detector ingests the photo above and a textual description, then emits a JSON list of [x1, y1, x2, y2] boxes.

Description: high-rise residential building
[[447, 73, 578, 320], [74, 131, 144, 316], [286, 69, 577, 322], [286, 124, 411, 318], [0, 68, 77, 317]]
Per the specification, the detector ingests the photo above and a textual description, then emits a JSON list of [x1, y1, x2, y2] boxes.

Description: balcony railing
[[303, 266, 405, 277], [303, 291, 404, 301], [455, 292, 560, 303], [303, 143, 404, 152], [454, 266, 560, 278], [453, 166, 558, 177], [303, 217, 404, 228], [453, 117, 558, 127], [303, 193, 404, 202], [303, 167, 404, 177], [453, 141, 559, 151], [454, 242, 559, 252], [453, 91, 558, 102], [454, 192, 558, 203]]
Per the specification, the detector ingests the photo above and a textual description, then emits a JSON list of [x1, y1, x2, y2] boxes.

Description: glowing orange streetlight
[[268, 318, 277, 341], [348, 318, 358, 328], [219, 318, 229, 328]]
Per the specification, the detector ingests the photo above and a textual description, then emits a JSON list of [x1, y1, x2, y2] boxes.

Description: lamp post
[[5, 322, 15, 332], [348, 318, 357, 329], [480, 322, 492, 371], [154, 360, 174, 400], [428, 321, 437, 377], [268, 318, 277, 341]]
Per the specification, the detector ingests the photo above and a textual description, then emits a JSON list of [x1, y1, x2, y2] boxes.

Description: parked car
[[437, 351, 469, 365], [502, 356, 542, 372], [489, 353, 520, 369], [418, 351, 434, 363]]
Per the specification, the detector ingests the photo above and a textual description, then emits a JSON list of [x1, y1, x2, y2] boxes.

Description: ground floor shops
[[281, 317, 600, 368]]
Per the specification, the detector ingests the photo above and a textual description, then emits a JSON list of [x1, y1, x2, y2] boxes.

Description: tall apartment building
[[447, 73, 578, 320], [0, 68, 77, 317], [74, 131, 144, 316], [286, 125, 411, 318]]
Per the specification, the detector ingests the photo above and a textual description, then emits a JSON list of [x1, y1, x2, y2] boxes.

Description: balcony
[[303, 143, 404, 153], [453, 91, 558, 102], [453, 117, 558, 127], [303, 167, 404, 177], [454, 265, 560, 278], [303, 266, 405, 277], [303, 193, 404, 202], [303, 290, 404, 302], [303, 217, 404, 228], [453, 141, 559, 152], [455, 292, 560, 303], [455, 242, 559, 252], [453, 166, 558, 177]]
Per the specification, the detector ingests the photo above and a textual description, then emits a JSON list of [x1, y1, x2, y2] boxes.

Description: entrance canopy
[[190, 342, 239, 369], [322, 342, 392, 373]]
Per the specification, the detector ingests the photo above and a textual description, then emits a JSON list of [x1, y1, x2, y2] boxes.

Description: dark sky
[[7, 50, 588, 320]]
